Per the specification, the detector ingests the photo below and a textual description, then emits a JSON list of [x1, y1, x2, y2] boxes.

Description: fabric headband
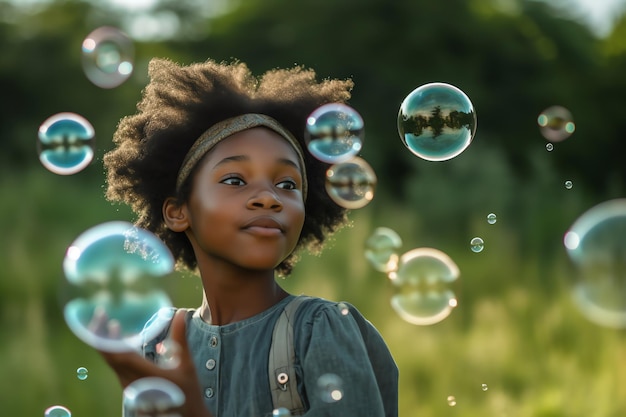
[[176, 113, 308, 200]]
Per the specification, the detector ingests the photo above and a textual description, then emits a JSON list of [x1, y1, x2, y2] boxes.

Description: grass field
[[1, 167, 624, 417]]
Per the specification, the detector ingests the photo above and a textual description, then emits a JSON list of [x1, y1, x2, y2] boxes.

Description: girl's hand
[[98, 309, 213, 417]]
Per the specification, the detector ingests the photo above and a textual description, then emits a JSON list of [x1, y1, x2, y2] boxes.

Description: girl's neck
[[197, 263, 289, 326]]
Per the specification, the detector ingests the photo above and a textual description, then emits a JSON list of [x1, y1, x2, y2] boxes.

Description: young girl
[[100, 58, 398, 417]]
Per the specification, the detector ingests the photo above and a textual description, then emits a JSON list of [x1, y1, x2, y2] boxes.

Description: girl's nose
[[246, 188, 283, 210]]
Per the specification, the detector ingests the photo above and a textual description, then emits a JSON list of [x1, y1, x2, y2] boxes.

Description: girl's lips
[[241, 216, 285, 236]]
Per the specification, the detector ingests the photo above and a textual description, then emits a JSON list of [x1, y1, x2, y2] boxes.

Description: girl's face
[[182, 127, 306, 272]]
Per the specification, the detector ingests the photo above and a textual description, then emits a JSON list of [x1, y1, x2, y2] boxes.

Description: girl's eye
[[277, 180, 297, 190], [221, 176, 246, 186]]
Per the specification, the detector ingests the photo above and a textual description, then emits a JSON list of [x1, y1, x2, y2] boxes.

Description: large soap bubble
[[388, 248, 459, 325], [82, 26, 134, 89], [398, 82, 476, 161], [564, 199, 626, 328], [305, 103, 364, 164], [62, 221, 175, 352], [37, 112, 95, 175]]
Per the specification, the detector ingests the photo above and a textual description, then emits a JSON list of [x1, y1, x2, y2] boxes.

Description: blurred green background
[[1, 0, 625, 416]]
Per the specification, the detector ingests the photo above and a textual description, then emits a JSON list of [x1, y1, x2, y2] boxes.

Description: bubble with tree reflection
[[388, 248, 459, 325], [37, 113, 95, 175], [123, 377, 185, 416], [325, 157, 376, 209], [305, 103, 364, 163], [564, 199, 626, 328], [398, 82, 476, 161]]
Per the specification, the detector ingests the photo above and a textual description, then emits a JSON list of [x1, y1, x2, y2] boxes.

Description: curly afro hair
[[103, 58, 354, 276]]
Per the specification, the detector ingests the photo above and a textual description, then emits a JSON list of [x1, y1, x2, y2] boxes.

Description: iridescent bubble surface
[[76, 366, 88, 380], [44, 405, 71, 417], [62, 221, 174, 352], [37, 113, 95, 175], [305, 103, 364, 164], [470, 237, 484, 253], [82, 26, 134, 89], [388, 248, 459, 325], [123, 377, 185, 416], [325, 157, 376, 209], [317, 373, 344, 403], [564, 199, 626, 328], [364, 227, 403, 273], [398, 82, 476, 161], [537, 105, 575, 142]]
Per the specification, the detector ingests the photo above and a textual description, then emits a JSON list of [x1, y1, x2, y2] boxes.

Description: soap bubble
[[481, 383, 489, 391], [82, 26, 134, 89], [564, 199, 626, 328], [364, 227, 402, 273], [388, 248, 459, 325], [317, 373, 344, 403], [273, 408, 292, 417], [546, 143, 554, 152], [325, 157, 376, 209], [44, 405, 71, 417], [537, 105, 575, 142], [123, 377, 185, 416], [487, 213, 497, 225], [76, 366, 88, 380], [398, 82, 476, 161], [470, 237, 484, 253], [37, 112, 95, 175], [447, 395, 457, 406], [305, 103, 364, 163], [62, 221, 175, 352], [565, 180, 573, 190]]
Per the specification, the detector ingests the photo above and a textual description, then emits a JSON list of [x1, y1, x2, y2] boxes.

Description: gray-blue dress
[[142, 295, 398, 417]]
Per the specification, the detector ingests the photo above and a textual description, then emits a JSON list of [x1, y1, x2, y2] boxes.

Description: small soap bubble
[[388, 248, 459, 325], [272, 408, 292, 417], [82, 26, 134, 89], [487, 213, 497, 225], [398, 82, 476, 161], [364, 227, 403, 273], [76, 366, 88, 380], [337, 302, 350, 316], [447, 395, 457, 406], [565, 180, 573, 190], [537, 105, 575, 142], [123, 377, 185, 416], [325, 157, 376, 209], [305, 103, 364, 164], [155, 338, 182, 369], [470, 237, 484, 253], [44, 405, 71, 417], [481, 383, 488, 391], [317, 373, 344, 403], [546, 143, 554, 152], [37, 112, 95, 175], [564, 199, 626, 328], [62, 221, 175, 352]]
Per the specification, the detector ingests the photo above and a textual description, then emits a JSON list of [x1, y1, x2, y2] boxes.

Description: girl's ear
[[163, 197, 189, 232]]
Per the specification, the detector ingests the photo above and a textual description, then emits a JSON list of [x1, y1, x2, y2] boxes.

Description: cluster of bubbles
[[564, 199, 626, 328], [365, 228, 460, 325], [61, 221, 175, 352], [305, 103, 376, 209], [398, 82, 477, 161], [37, 26, 134, 176], [123, 377, 185, 417]]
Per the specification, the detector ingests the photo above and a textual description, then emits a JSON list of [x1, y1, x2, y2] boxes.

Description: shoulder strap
[[268, 295, 311, 415]]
